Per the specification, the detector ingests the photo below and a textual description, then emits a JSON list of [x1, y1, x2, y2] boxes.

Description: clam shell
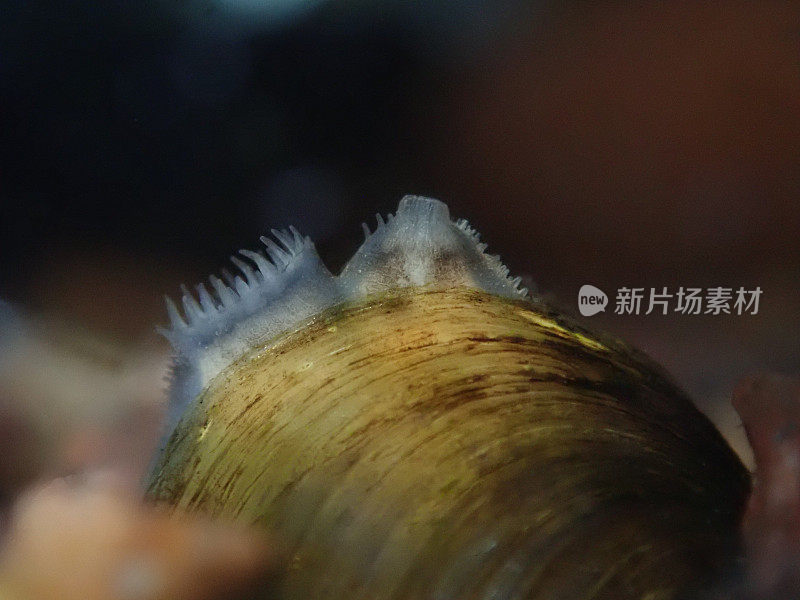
[[148, 286, 749, 600]]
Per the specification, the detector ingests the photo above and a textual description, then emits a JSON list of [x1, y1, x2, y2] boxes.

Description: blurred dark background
[[2, 0, 800, 487]]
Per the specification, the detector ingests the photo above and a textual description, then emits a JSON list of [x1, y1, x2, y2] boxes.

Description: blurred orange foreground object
[[733, 374, 800, 598], [0, 471, 275, 600]]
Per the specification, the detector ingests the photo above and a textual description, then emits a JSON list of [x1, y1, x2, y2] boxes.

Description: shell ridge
[[160, 195, 531, 435], [161, 232, 341, 429]]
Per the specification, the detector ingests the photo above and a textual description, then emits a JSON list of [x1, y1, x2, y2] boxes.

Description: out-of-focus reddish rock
[[0, 472, 276, 600], [733, 374, 800, 598], [0, 301, 170, 490]]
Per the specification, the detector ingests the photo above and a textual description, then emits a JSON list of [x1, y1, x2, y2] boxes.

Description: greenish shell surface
[[148, 287, 749, 600]]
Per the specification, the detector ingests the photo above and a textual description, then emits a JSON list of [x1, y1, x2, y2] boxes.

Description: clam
[[147, 196, 749, 599]]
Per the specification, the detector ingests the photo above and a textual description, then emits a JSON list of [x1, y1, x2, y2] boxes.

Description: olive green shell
[[147, 287, 749, 600]]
